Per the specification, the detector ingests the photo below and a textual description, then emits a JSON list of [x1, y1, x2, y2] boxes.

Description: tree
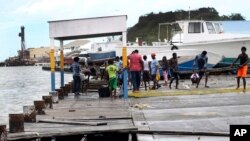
[[229, 13, 245, 20]]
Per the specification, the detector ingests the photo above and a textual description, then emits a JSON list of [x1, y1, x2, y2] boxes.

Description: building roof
[[64, 40, 90, 49]]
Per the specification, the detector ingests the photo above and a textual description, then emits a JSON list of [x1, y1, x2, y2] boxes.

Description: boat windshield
[[206, 22, 216, 34], [213, 23, 223, 33], [171, 23, 182, 36]]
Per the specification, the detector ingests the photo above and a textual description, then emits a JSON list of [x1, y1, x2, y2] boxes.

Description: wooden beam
[[38, 119, 107, 126]]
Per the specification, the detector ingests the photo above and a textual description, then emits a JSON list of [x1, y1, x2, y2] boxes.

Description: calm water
[[222, 21, 250, 34], [0, 66, 72, 125]]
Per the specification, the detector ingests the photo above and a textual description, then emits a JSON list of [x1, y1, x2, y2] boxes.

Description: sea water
[[0, 66, 73, 125], [222, 21, 250, 34]]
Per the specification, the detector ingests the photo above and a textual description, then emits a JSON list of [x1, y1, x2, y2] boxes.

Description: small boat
[[87, 50, 116, 62]]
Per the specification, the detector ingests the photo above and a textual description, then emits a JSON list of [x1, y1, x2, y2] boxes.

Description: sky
[[0, 0, 250, 61]]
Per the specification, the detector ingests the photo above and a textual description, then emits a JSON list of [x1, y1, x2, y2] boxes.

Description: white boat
[[116, 20, 250, 65]]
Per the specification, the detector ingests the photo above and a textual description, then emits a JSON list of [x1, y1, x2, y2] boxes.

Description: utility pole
[[188, 6, 191, 20]]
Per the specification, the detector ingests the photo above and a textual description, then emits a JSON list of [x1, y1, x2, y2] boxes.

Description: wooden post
[[64, 84, 71, 95], [49, 91, 59, 103], [60, 86, 67, 96], [69, 81, 73, 93], [34, 100, 46, 115], [9, 114, 24, 133], [56, 88, 64, 100], [0, 125, 7, 141], [42, 95, 53, 108], [23, 105, 36, 122]]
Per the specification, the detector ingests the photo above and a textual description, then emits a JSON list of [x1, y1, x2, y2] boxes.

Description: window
[[214, 23, 223, 33], [188, 22, 203, 33], [206, 22, 216, 34]]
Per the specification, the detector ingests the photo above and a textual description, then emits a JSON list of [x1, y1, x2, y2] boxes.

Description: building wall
[[28, 47, 51, 59]]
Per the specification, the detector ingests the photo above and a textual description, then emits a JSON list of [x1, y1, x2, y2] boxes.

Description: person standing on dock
[[106, 60, 119, 97], [169, 53, 179, 89], [142, 55, 150, 90], [161, 56, 169, 86], [232, 46, 249, 92], [150, 53, 160, 89], [193, 51, 209, 88], [128, 49, 143, 92], [70, 57, 81, 95]]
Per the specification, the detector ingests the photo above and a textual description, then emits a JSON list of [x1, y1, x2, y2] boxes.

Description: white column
[[122, 32, 127, 46]]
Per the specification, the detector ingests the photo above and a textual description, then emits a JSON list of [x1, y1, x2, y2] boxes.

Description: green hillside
[[127, 7, 245, 44]]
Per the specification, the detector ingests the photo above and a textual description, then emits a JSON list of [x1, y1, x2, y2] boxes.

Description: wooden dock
[[7, 92, 234, 141], [6, 75, 250, 141], [7, 94, 136, 141]]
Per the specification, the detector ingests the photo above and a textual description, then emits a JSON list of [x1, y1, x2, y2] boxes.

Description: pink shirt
[[129, 53, 142, 71]]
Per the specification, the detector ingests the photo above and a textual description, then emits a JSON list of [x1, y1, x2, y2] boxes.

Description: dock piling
[[42, 95, 53, 108], [49, 91, 59, 103], [0, 124, 7, 141], [60, 86, 67, 96], [56, 88, 64, 100], [64, 84, 71, 95], [9, 114, 24, 133], [34, 100, 46, 115], [23, 105, 36, 122]]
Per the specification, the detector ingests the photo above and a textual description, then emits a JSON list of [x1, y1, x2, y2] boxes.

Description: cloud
[[13, 0, 74, 16]]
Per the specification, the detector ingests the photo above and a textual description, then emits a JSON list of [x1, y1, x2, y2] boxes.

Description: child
[[142, 55, 150, 90], [106, 60, 118, 97], [232, 46, 249, 92], [162, 56, 169, 86], [93, 63, 101, 80], [190, 72, 199, 84]]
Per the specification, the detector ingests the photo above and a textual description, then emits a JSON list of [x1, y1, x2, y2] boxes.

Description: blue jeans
[[130, 71, 141, 91], [73, 75, 81, 94]]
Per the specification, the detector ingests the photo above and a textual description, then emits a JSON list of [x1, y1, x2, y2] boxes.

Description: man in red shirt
[[128, 49, 143, 92]]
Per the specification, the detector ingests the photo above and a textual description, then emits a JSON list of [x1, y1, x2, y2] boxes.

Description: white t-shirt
[[143, 60, 150, 71], [191, 73, 199, 79]]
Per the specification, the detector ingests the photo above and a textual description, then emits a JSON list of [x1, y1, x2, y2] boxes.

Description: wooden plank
[[55, 116, 132, 121], [38, 119, 107, 126], [130, 130, 229, 136], [8, 125, 138, 140]]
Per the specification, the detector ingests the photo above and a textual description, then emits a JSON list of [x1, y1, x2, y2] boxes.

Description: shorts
[[143, 71, 150, 81], [198, 69, 208, 77], [237, 65, 248, 78], [169, 69, 179, 79], [109, 77, 117, 90]]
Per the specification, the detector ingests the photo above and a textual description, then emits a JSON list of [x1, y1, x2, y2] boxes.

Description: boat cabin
[[160, 20, 226, 45]]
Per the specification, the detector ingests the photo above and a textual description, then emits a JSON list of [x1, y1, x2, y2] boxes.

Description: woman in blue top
[[150, 53, 160, 89]]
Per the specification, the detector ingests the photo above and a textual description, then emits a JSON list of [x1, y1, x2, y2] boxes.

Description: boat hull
[[88, 51, 116, 62], [116, 39, 250, 66], [146, 49, 222, 71]]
